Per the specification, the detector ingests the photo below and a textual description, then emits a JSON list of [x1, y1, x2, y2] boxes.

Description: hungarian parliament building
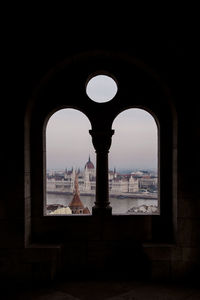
[[47, 157, 158, 197]]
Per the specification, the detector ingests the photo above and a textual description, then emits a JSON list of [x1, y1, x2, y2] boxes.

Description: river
[[46, 193, 158, 214]]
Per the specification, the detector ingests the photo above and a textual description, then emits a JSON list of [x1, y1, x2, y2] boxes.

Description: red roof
[[83, 207, 91, 214], [69, 194, 84, 209]]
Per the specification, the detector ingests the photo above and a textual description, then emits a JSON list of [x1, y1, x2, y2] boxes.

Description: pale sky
[[46, 109, 94, 170], [86, 75, 118, 102], [46, 75, 158, 171], [109, 109, 158, 171], [46, 108, 158, 171]]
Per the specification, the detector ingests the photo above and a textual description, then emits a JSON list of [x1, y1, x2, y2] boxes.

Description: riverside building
[[46, 157, 158, 196]]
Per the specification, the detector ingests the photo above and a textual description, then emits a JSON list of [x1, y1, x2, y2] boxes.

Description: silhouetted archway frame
[[24, 50, 177, 246]]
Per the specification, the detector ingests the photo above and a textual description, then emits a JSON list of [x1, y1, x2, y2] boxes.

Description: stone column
[[89, 129, 114, 216]]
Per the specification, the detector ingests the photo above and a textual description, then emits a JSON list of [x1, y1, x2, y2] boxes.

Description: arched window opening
[[26, 54, 176, 246], [109, 108, 159, 215], [45, 109, 95, 215]]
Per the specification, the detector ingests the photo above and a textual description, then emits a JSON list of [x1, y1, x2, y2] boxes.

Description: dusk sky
[[46, 75, 158, 171], [109, 109, 158, 171], [86, 75, 118, 102], [46, 109, 95, 170]]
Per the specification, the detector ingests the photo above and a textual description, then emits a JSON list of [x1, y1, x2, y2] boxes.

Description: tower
[[84, 156, 95, 191], [68, 173, 85, 214]]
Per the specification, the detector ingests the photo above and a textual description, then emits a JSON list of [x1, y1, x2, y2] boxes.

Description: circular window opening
[[86, 75, 118, 103]]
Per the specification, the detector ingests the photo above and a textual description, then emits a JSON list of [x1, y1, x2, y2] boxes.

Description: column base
[[92, 205, 112, 216]]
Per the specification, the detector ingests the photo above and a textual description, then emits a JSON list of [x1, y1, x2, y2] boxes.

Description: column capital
[[89, 129, 115, 153]]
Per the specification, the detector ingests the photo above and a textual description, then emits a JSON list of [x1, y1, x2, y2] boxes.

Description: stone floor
[[1, 280, 200, 300]]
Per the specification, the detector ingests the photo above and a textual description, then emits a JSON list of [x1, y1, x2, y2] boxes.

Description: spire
[[88, 155, 91, 162], [73, 172, 80, 196], [69, 172, 84, 212], [68, 171, 90, 215]]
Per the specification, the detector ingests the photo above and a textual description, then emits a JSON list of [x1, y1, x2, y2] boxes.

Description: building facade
[[47, 157, 157, 195]]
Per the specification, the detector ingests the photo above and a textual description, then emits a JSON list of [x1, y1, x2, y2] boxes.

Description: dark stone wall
[[1, 36, 199, 284]]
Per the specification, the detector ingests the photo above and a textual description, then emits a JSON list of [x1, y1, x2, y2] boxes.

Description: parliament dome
[[85, 156, 94, 169]]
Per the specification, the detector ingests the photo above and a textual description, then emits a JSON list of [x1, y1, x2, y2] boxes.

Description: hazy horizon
[[46, 108, 158, 171]]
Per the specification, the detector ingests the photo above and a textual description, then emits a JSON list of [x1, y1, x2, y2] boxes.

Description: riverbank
[[47, 190, 157, 200]]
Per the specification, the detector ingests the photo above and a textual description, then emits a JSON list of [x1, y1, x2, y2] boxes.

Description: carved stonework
[[89, 130, 114, 216], [89, 130, 115, 153]]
